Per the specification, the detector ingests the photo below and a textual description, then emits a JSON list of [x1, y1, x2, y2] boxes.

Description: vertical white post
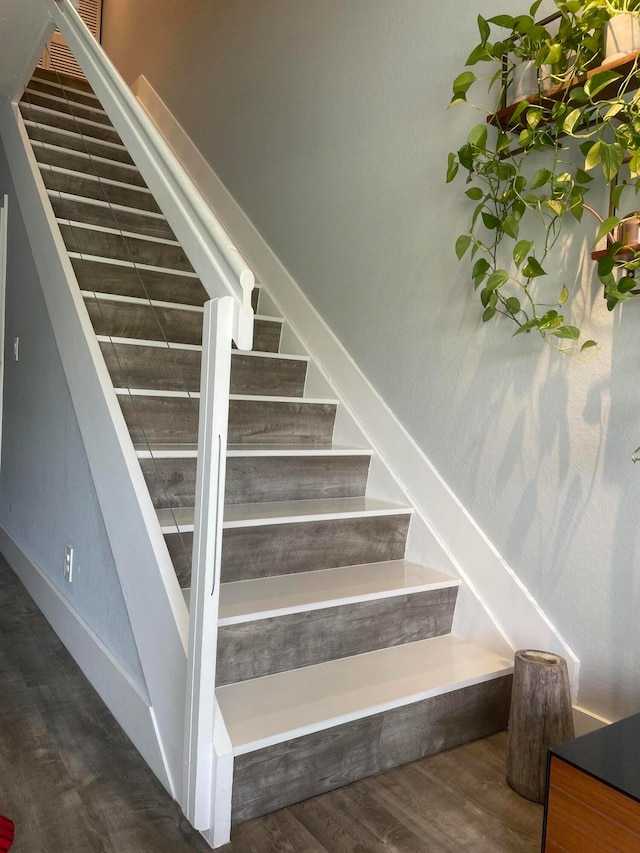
[[183, 296, 234, 833]]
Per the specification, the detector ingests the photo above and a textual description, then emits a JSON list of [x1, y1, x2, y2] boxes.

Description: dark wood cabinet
[[543, 713, 640, 851]]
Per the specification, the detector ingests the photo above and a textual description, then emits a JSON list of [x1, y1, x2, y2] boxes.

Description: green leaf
[[545, 199, 566, 217], [458, 144, 474, 171], [452, 71, 476, 101], [600, 142, 624, 182], [519, 129, 534, 148], [513, 319, 538, 335], [480, 287, 492, 307], [522, 257, 546, 277], [581, 340, 597, 351], [612, 182, 627, 209], [559, 285, 569, 306], [526, 107, 543, 129], [584, 70, 621, 99], [487, 269, 509, 290], [530, 168, 551, 190], [482, 211, 500, 230], [569, 87, 589, 105], [511, 100, 529, 126], [472, 258, 490, 279], [584, 141, 602, 172], [595, 215, 620, 246], [552, 325, 580, 339], [563, 108, 583, 134], [455, 234, 472, 260], [446, 153, 459, 183], [506, 297, 521, 314], [538, 310, 563, 330], [529, 0, 543, 16], [598, 252, 616, 277], [513, 240, 533, 267], [465, 187, 483, 200], [477, 14, 490, 45], [604, 102, 625, 121], [466, 44, 493, 65], [482, 305, 497, 322], [488, 14, 515, 27], [618, 276, 637, 293], [468, 124, 488, 150], [502, 215, 519, 239]]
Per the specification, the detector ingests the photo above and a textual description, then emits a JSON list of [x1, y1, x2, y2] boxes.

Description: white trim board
[[134, 74, 580, 688], [0, 196, 7, 463], [0, 524, 171, 793]]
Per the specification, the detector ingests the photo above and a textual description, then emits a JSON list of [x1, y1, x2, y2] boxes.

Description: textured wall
[[103, 0, 640, 720], [0, 140, 145, 688]]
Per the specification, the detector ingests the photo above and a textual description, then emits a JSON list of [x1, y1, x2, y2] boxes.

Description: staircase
[[19, 67, 513, 832]]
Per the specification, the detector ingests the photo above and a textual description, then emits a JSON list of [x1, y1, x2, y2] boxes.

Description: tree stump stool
[[506, 650, 574, 803]]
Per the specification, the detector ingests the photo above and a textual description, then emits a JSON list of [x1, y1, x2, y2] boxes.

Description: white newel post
[[184, 298, 234, 839]]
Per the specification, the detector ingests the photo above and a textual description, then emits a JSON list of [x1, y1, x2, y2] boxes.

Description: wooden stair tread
[[216, 635, 513, 754], [216, 561, 460, 624], [22, 87, 110, 120], [135, 442, 370, 457], [156, 496, 412, 532], [23, 119, 131, 161]]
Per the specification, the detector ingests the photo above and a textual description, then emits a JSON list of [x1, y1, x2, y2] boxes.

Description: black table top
[[551, 712, 640, 803]]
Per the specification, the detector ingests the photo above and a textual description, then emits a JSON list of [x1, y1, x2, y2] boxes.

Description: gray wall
[[103, 0, 640, 721], [0, 139, 145, 688]]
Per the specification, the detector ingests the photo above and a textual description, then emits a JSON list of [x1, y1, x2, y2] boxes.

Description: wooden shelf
[[488, 51, 640, 131]]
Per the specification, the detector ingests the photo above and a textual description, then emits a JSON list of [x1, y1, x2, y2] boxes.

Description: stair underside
[[21, 67, 512, 832]]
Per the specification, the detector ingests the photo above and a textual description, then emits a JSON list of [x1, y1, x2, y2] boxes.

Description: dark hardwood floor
[[0, 554, 543, 852]]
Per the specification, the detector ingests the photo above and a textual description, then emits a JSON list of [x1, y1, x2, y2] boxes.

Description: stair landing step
[[217, 635, 513, 755], [216, 561, 460, 624], [156, 496, 412, 533]]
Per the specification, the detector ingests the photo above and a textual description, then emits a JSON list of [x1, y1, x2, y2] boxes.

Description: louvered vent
[[39, 0, 102, 79]]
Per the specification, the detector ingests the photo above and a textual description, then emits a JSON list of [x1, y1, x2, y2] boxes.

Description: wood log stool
[[506, 650, 574, 803]]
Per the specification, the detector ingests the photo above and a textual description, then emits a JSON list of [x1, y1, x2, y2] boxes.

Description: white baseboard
[[0, 524, 171, 794], [133, 75, 579, 689], [572, 705, 611, 738]]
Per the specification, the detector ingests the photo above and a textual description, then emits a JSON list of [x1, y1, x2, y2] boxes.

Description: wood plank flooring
[[0, 554, 543, 852]]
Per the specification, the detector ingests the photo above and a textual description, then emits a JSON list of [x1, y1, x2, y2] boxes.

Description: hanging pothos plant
[[447, 0, 640, 356]]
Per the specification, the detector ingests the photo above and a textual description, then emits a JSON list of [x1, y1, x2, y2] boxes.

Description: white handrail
[[46, 0, 254, 350]]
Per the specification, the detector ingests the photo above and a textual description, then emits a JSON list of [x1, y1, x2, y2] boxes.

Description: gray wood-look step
[[140, 453, 370, 509], [73, 258, 207, 305], [26, 77, 101, 108], [19, 102, 123, 145], [33, 143, 146, 187], [117, 394, 337, 446], [220, 511, 410, 582], [50, 195, 176, 240], [32, 66, 96, 94], [168, 509, 410, 587], [85, 297, 281, 352], [85, 297, 203, 346], [229, 674, 512, 825], [100, 341, 306, 395], [24, 121, 134, 164], [40, 167, 160, 212], [21, 89, 112, 127], [216, 586, 458, 686], [61, 224, 193, 272]]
